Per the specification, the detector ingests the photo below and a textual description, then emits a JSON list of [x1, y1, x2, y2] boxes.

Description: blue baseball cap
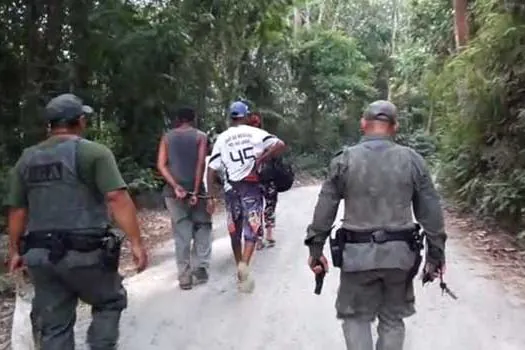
[[228, 101, 250, 118]]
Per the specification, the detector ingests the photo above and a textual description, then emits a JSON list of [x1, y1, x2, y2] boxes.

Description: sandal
[[256, 239, 266, 250], [266, 239, 276, 248]]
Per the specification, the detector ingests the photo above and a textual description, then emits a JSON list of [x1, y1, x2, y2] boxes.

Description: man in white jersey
[[207, 101, 286, 292]]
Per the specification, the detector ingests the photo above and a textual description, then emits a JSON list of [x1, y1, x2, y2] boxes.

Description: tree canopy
[[1, 0, 525, 234]]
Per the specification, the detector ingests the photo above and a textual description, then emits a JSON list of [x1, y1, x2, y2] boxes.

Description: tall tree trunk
[[331, 0, 341, 30], [318, 0, 325, 24], [453, 0, 469, 50], [387, 0, 399, 100], [43, 0, 65, 94], [293, 7, 301, 38], [70, 0, 93, 93], [304, 4, 311, 30], [22, 1, 45, 146], [426, 102, 434, 134]]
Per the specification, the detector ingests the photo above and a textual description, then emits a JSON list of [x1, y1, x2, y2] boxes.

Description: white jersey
[[208, 125, 280, 182]]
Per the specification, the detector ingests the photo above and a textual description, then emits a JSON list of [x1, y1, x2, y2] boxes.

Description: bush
[[117, 157, 164, 196], [396, 129, 438, 162], [292, 153, 331, 178], [431, 0, 525, 231]]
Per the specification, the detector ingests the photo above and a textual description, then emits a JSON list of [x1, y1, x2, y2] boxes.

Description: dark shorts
[[224, 182, 264, 243]]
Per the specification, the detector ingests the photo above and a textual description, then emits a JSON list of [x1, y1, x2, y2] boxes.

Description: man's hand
[[423, 261, 446, 282], [173, 185, 187, 200], [131, 242, 148, 273], [206, 198, 216, 215], [8, 252, 23, 274], [7, 208, 27, 274], [308, 255, 329, 275]]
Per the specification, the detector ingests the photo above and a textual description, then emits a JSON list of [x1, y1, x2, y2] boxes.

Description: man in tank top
[[157, 107, 212, 290]]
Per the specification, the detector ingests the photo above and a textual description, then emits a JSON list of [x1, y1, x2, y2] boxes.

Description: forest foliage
[[1, 0, 524, 235]]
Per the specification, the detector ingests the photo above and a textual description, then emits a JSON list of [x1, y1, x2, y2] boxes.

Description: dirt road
[[74, 185, 525, 350]]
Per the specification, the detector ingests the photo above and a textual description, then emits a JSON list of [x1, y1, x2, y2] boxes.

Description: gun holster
[[47, 233, 67, 264], [101, 229, 123, 271], [19, 232, 68, 263], [406, 226, 425, 285], [329, 228, 345, 268]]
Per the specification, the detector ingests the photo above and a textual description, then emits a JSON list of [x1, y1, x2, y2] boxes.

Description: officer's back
[[305, 100, 447, 350], [5, 93, 148, 350], [20, 135, 108, 233], [340, 137, 416, 231]]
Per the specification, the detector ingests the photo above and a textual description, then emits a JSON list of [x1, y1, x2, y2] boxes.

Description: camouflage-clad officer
[[5, 93, 148, 350], [305, 100, 447, 350]]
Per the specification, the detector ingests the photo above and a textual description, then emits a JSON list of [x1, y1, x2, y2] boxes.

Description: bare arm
[[106, 190, 143, 246], [8, 208, 27, 257], [156, 135, 180, 190], [206, 138, 222, 199], [193, 132, 208, 194], [207, 167, 220, 199], [5, 162, 28, 258], [258, 140, 287, 164], [88, 141, 147, 271]]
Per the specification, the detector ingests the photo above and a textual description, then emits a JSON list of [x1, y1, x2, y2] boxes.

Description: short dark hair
[[172, 107, 195, 123]]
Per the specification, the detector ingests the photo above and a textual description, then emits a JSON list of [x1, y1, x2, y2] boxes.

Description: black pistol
[[314, 259, 326, 295]]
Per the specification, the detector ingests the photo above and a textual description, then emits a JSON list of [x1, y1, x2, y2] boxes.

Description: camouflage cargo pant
[[262, 181, 278, 229], [336, 269, 415, 350]]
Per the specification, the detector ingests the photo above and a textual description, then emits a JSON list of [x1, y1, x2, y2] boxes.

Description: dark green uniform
[[305, 100, 447, 350], [5, 94, 128, 350]]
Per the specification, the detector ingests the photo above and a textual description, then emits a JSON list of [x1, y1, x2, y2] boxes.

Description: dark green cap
[[44, 93, 94, 122], [363, 100, 398, 124]]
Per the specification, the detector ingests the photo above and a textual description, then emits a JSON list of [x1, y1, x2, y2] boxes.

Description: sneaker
[[179, 274, 192, 290], [192, 267, 209, 285], [237, 262, 255, 293]]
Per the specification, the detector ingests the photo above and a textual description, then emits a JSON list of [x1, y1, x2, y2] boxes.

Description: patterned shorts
[[224, 182, 264, 243]]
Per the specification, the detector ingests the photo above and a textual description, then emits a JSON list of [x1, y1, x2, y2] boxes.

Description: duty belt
[[22, 231, 106, 251], [329, 225, 425, 285], [21, 230, 109, 264], [341, 227, 421, 247]]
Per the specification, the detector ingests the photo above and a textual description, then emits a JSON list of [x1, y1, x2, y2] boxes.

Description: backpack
[[259, 156, 295, 193]]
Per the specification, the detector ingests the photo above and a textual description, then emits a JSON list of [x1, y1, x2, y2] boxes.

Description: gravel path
[[66, 185, 525, 349]]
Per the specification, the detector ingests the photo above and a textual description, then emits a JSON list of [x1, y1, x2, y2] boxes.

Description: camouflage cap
[[363, 100, 398, 124], [44, 93, 94, 122]]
